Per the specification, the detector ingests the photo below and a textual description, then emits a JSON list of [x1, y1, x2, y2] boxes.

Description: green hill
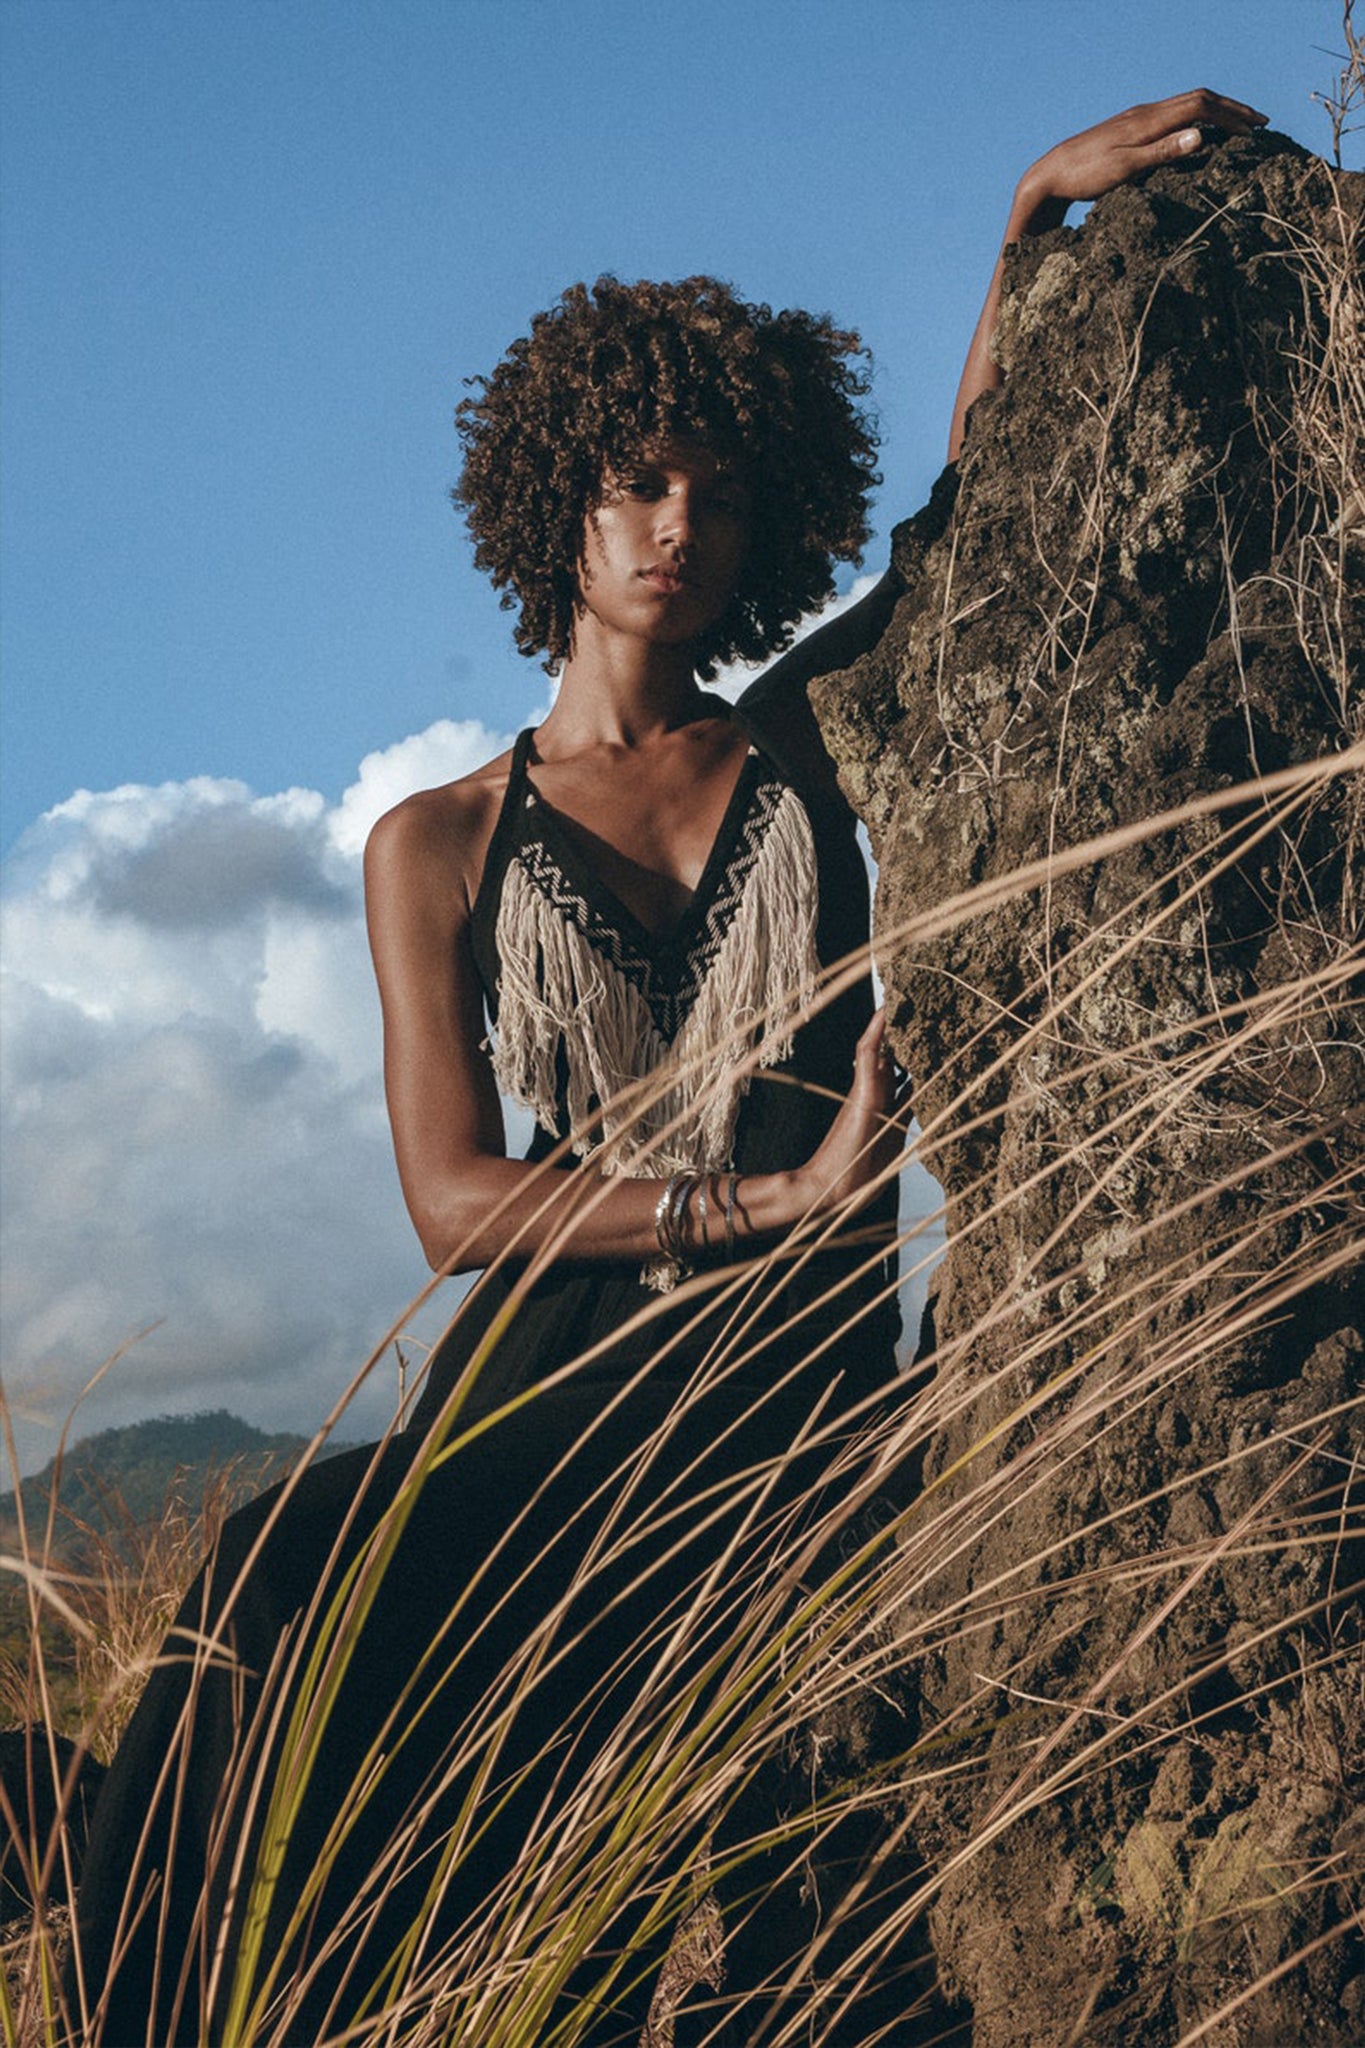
[[1, 1410, 354, 1552]]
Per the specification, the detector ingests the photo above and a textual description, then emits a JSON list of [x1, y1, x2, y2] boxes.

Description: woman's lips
[[639, 565, 697, 593]]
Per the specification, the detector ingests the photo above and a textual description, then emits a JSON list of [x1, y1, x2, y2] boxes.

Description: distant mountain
[[0, 1410, 355, 1552]]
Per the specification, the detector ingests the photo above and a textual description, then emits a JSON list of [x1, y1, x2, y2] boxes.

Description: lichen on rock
[[813, 130, 1363, 2045]]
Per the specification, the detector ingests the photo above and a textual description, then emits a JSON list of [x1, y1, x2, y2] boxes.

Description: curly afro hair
[[453, 275, 880, 677]]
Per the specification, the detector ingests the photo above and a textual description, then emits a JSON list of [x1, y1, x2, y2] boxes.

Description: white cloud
[[1, 725, 511, 1477], [329, 718, 510, 857]]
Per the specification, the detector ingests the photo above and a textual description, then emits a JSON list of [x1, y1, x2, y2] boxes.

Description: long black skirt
[[68, 1255, 899, 2046]]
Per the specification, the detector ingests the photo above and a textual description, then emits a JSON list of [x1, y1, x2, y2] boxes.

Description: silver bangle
[[672, 1175, 697, 1260], [655, 1172, 699, 1264], [654, 1173, 686, 1259]]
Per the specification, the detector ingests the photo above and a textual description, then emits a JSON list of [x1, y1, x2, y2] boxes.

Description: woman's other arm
[[744, 92, 1267, 779], [949, 88, 1268, 461], [365, 791, 899, 1273]]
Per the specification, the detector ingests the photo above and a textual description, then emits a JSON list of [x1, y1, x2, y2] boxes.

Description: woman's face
[[575, 441, 752, 649]]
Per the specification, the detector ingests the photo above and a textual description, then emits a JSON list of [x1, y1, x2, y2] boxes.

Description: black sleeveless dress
[[69, 709, 899, 2046]]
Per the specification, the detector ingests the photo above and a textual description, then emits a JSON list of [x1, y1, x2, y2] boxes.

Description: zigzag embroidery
[[511, 771, 790, 1042]]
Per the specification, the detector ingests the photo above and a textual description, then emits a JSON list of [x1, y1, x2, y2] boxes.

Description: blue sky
[[4, 0, 1352, 837], [1, 0, 1356, 1471]]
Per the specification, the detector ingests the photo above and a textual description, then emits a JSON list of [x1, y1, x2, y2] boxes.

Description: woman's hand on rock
[[791, 1008, 905, 1224], [1017, 90, 1269, 221], [951, 90, 1268, 469]]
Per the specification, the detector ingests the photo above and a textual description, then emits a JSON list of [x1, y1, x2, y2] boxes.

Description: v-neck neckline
[[521, 741, 762, 958]]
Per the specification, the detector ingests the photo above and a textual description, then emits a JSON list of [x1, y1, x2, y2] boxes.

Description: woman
[[65, 91, 1266, 2047]]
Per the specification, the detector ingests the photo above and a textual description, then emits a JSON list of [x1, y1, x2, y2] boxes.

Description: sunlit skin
[[365, 89, 1268, 1276]]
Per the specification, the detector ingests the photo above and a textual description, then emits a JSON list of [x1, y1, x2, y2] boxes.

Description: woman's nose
[[655, 486, 697, 548]]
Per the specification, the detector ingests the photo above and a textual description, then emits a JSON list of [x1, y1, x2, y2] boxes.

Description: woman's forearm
[[410, 1151, 803, 1275], [411, 1011, 898, 1275], [948, 178, 1067, 464]]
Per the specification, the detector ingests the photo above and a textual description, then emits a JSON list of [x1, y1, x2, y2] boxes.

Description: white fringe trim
[[490, 786, 821, 1199]]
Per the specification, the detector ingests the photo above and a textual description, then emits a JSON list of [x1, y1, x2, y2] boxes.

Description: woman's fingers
[[1127, 89, 1268, 167], [868, 1013, 916, 1130], [1142, 87, 1268, 135], [856, 1006, 887, 1068], [1124, 88, 1267, 136], [796, 1007, 903, 1215], [1110, 89, 1269, 153], [1028, 89, 1269, 207], [854, 1007, 896, 1107]]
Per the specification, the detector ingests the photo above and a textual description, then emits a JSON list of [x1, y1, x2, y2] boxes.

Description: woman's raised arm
[[949, 88, 1269, 461], [743, 93, 1269, 774]]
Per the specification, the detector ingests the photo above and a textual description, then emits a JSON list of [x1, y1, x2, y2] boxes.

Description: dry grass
[[4, 733, 1358, 2046]]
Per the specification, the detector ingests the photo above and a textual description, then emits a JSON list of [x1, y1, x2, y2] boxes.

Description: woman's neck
[[539, 623, 712, 750]]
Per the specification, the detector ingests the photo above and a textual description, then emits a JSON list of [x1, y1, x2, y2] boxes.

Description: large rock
[[813, 131, 1364, 2045]]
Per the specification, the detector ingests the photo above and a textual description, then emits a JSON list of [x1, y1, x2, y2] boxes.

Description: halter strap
[[469, 728, 538, 1012]]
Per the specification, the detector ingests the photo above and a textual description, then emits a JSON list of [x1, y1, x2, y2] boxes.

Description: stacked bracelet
[[646, 1169, 743, 1290], [653, 1173, 696, 1265]]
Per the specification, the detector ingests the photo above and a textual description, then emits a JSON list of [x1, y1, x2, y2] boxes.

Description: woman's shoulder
[[363, 743, 521, 917]]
